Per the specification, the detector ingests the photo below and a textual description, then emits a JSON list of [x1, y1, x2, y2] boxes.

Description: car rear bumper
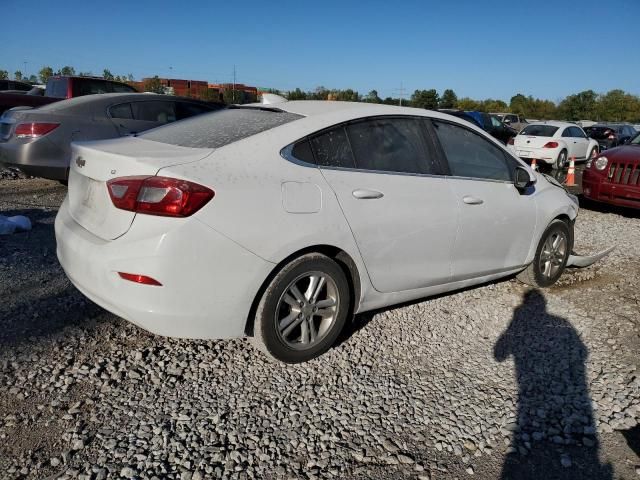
[[55, 197, 275, 339], [582, 174, 640, 209], [0, 138, 68, 180]]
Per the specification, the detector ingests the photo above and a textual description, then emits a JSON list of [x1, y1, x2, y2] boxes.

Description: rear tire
[[553, 150, 567, 170], [251, 253, 350, 363], [517, 219, 571, 288]]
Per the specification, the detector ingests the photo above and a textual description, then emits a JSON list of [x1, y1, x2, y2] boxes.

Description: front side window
[[570, 126, 586, 138], [346, 118, 433, 174], [112, 82, 137, 93], [432, 120, 512, 181], [310, 126, 355, 168]]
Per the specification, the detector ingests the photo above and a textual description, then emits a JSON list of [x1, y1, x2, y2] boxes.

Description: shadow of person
[[494, 289, 613, 480]]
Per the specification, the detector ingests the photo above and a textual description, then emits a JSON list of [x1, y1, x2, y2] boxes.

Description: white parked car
[[507, 121, 599, 169], [55, 101, 579, 363]]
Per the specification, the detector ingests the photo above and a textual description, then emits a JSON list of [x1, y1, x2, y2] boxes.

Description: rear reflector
[[543, 142, 559, 148], [15, 122, 60, 138], [118, 272, 162, 286], [107, 176, 214, 217]]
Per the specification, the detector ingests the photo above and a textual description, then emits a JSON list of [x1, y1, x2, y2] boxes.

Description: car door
[[429, 119, 536, 280], [570, 126, 589, 159], [313, 116, 458, 293], [109, 100, 177, 136]]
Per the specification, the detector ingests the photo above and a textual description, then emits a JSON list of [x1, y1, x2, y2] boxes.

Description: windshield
[[588, 126, 619, 140], [520, 125, 559, 137], [630, 133, 640, 145]]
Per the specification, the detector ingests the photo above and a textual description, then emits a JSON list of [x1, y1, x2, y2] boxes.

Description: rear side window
[[131, 101, 176, 123], [47, 78, 69, 98], [140, 108, 302, 148], [520, 125, 559, 137], [346, 118, 432, 174], [561, 128, 572, 137], [432, 120, 512, 181], [291, 139, 315, 164], [109, 103, 133, 119], [310, 127, 355, 168]]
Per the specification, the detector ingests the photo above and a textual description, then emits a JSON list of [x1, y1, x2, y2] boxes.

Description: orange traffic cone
[[531, 158, 538, 171], [565, 157, 576, 187]]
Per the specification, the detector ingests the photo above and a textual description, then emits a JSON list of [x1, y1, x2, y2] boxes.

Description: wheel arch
[[243, 244, 362, 336]]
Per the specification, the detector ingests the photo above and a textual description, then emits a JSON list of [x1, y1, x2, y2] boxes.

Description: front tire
[[517, 219, 571, 288], [588, 147, 598, 161], [251, 253, 350, 363], [554, 150, 567, 170]]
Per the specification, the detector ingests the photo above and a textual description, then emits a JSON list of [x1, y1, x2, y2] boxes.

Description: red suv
[[582, 134, 640, 209], [46, 76, 138, 98]]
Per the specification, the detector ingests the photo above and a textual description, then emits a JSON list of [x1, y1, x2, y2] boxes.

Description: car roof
[[259, 100, 466, 123], [37, 93, 216, 114], [525, 120, 575, 128]]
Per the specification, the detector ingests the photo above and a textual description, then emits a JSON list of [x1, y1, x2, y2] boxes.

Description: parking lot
[[0, 173, 638, 480]]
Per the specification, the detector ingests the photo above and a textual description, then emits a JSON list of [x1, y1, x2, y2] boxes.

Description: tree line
[[282, 87, 640, 123], [1, 66, 638, 121]]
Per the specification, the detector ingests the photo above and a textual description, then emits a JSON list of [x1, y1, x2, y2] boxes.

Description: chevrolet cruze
[[55, 99, 579, 363]]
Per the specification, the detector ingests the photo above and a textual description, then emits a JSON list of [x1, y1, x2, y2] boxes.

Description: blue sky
[[2, 0, 639, 102]]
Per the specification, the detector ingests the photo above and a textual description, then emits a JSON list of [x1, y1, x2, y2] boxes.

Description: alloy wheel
[[275, 272, 339, 350], [539, 232, 567, 279]]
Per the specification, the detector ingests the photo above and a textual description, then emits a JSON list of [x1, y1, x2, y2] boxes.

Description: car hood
[[599, 145, 640, 163]]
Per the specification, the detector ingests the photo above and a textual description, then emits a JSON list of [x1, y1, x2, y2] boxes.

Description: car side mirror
[[514, 166, 536, 190], [503, 118, 511, 124]]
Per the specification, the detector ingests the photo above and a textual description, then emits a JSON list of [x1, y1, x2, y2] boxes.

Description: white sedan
[[507, 121, 599, 169], [55, 100, 579, 363]]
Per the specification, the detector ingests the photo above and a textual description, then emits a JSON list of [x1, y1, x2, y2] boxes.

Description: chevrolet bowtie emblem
[[76, 157, 86, 168]]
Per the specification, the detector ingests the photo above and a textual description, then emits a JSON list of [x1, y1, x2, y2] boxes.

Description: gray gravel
[[1, 178, 639, 479]]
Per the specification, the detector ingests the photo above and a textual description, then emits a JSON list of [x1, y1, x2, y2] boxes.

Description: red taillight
[[15, 122, 60, 138], [107, 176, 214, 217], [507, 137, 515, 145], [607, 134, 615, 140], [118, 272, 162, 286], [543, 142, 559, 148]]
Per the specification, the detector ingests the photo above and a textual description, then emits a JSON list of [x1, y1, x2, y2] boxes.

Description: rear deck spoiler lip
[[566, 246, 615, 268]]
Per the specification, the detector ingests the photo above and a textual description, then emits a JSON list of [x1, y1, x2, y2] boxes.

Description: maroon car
[[0, 76, 138, 116], [582, 134, 640, 209]]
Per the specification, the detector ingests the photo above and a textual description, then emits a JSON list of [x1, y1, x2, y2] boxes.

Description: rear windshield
[[139, 108, 303, 148], [520, 125, 558, 137], [588, 126, 619, 139], [46, 78, 69, 98]]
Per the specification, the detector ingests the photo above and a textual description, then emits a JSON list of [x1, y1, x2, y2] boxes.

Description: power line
[[392, 81, 407, 106]]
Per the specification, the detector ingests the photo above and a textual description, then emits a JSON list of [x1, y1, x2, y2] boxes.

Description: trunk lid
[[67, 136, 213, 240]]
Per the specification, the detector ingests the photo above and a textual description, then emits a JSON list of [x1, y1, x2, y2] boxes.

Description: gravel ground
[[1, 177, 639, 480]]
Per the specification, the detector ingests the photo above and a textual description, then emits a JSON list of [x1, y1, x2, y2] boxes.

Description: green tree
[[334, 89, 360, 102], [39, 66, 54, 83], [557, 90, 598, 121], [439, 89, 458, 109], [363, 90, 382, 103], [287, 88, 307, 100], [309, 86, 330, 100], [382, 97, 398, 105], [14, 71, 23, 81], [28, 74, 38, 83], [0, 70, 8, 80], [457, 97, 480, 110], [103, 69, 114, 80], [143, 75, 165, 94], [59, 66, 75, 76], [411, 89, 440, 109], [479, 99, 508, 112]]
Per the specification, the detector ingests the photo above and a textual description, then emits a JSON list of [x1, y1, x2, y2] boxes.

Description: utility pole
[[232, 65, 236, 103], [23, 61, 28, 78], [393, 82, 406, 106]]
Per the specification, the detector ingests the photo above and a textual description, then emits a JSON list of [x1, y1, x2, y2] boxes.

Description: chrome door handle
[[352, 189, 384, 199], [463, 195, 484, 205]]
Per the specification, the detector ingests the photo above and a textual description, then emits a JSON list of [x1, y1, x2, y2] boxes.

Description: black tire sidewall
[[555, 150, 567, 170], [257, 255, 350, 363], [532, 221, 570, 287]]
